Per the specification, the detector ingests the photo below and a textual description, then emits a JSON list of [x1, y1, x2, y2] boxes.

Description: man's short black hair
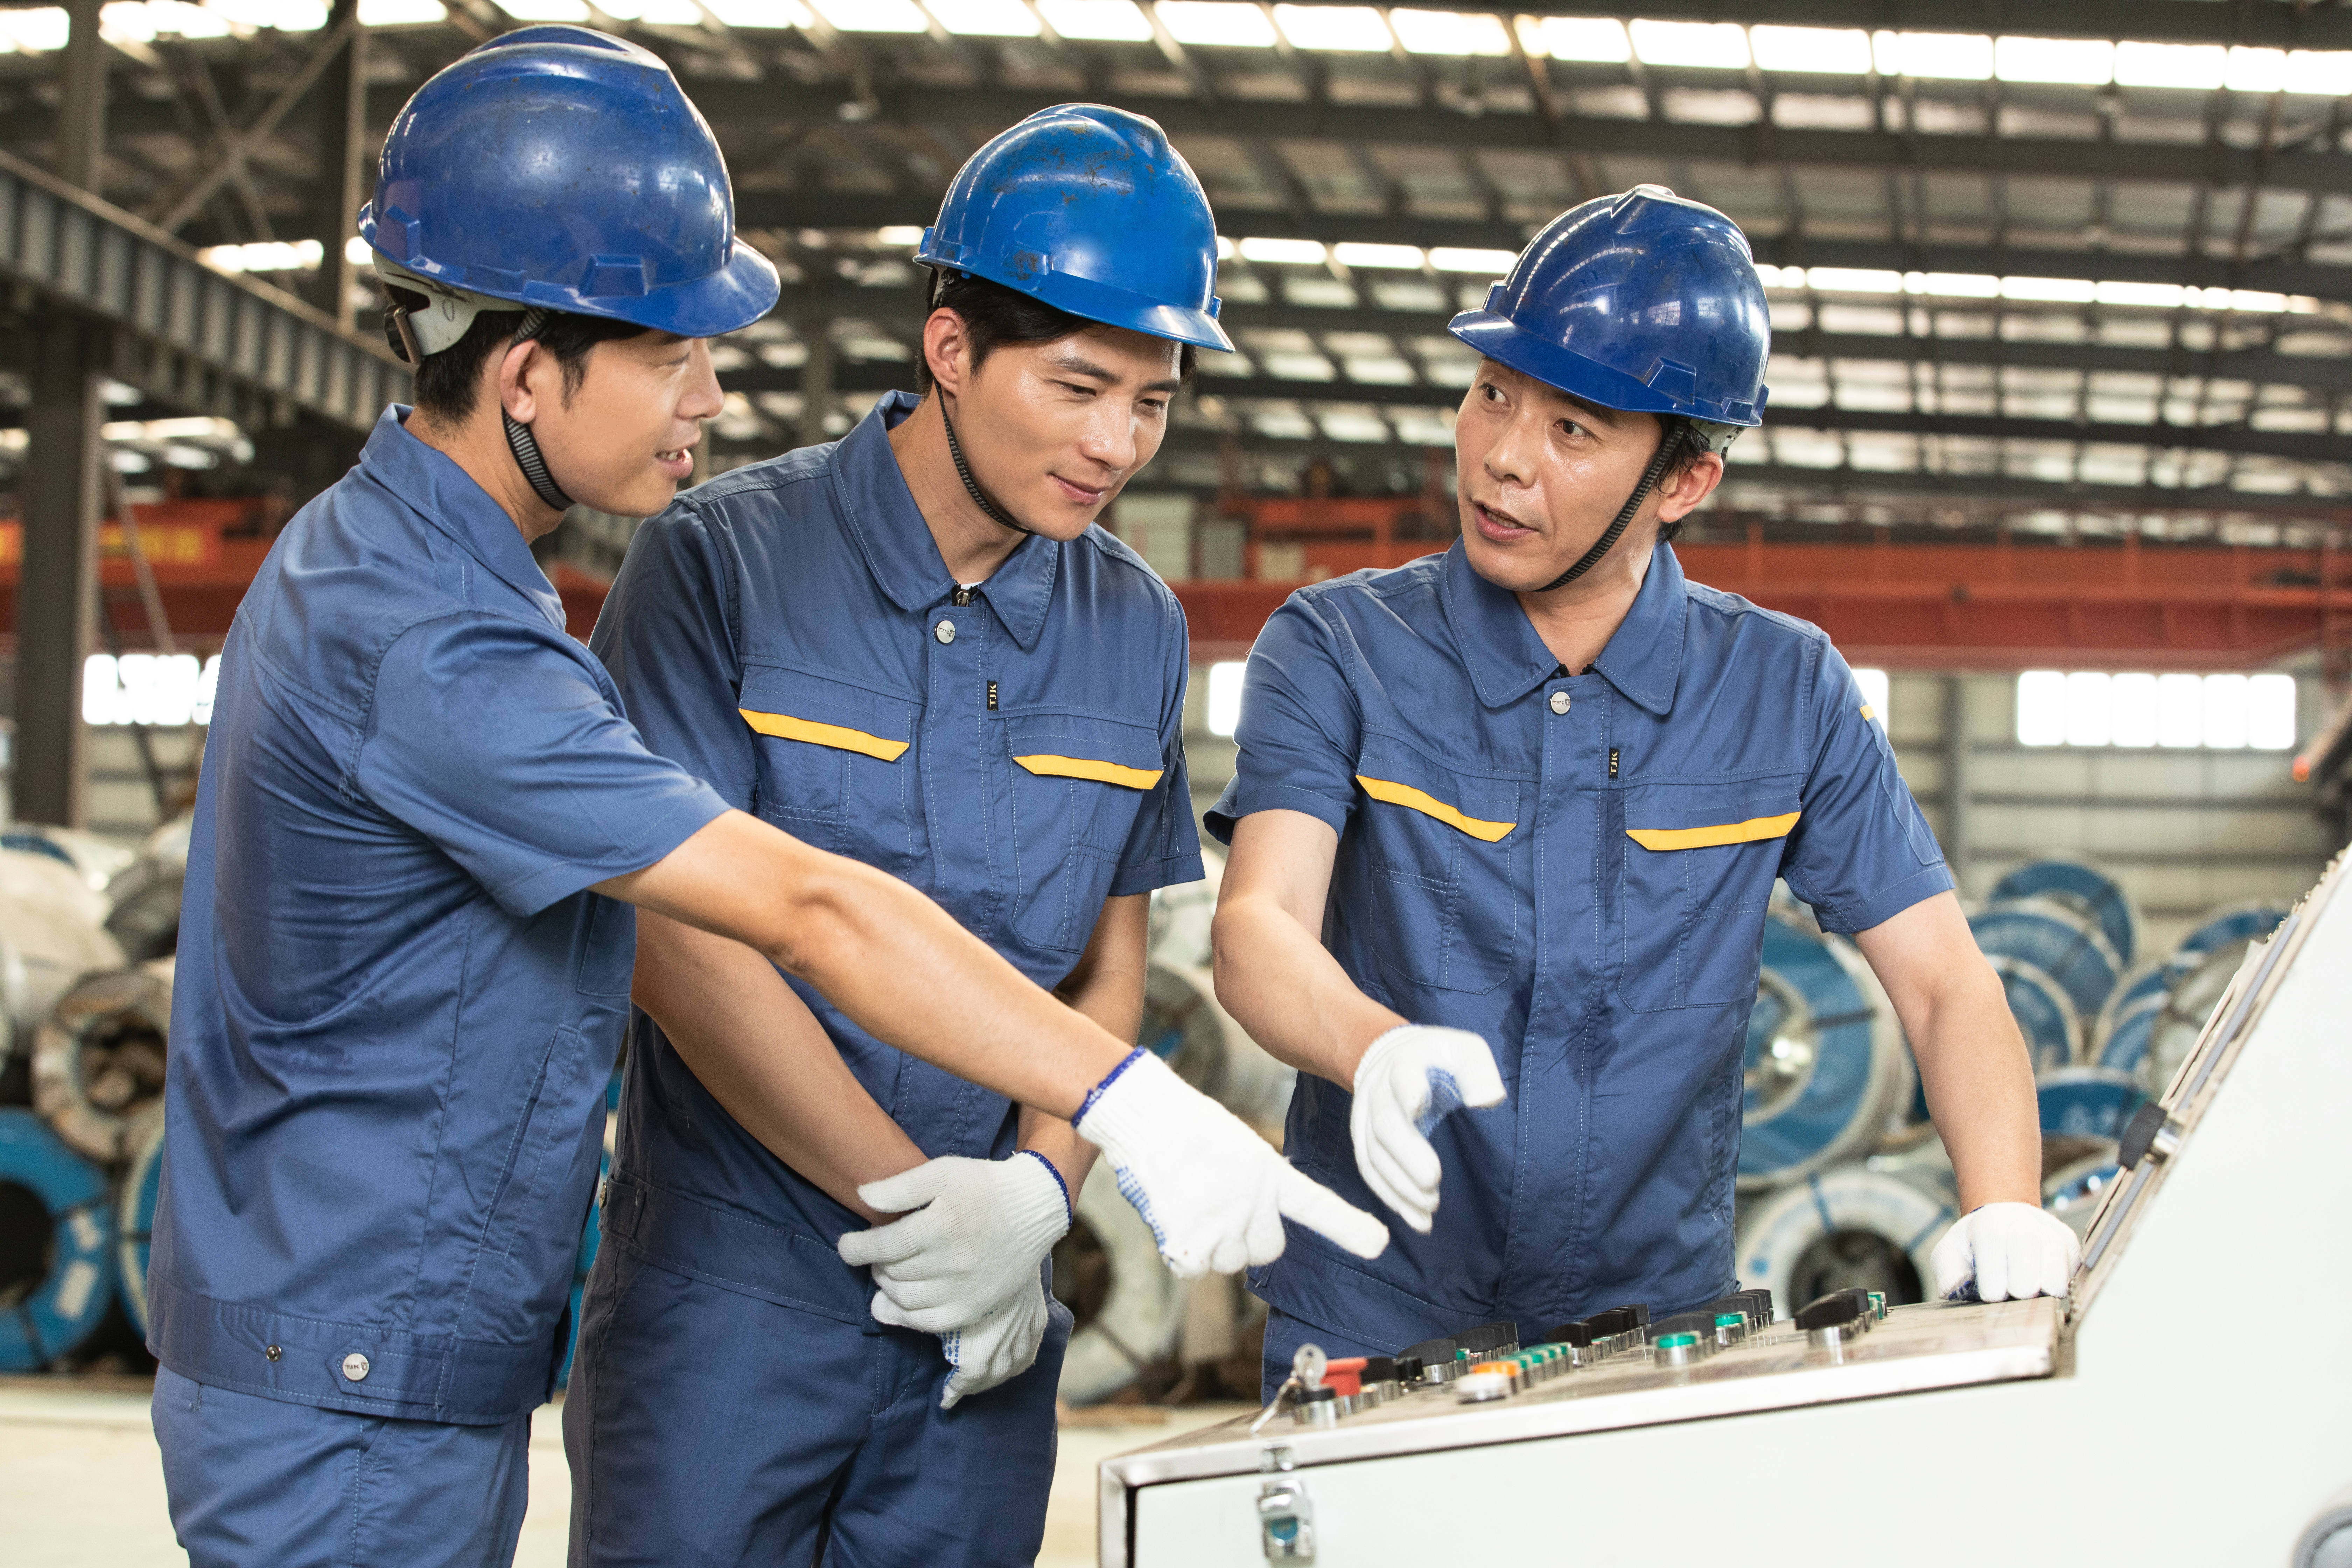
[[1654, 418, 1710, 545], [400, 295, 650, 423], [913, 271, 1197, 392]]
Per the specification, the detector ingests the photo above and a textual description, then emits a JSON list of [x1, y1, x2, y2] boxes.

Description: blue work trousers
[[564, 1243, 1070, 1567], [152, 1366, 532, 1567]]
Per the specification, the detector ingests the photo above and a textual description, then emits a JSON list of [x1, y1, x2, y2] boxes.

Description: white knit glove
[[1350, 1026, 1506, 1234], [1930, 1202, 2080, 1303], [1074, 1050, 1388, 1277], [839, 1153, 1072, 1408]]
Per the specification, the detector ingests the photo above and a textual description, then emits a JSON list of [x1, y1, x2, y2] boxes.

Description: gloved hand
[[838, 1153, 1072, 1409], [1930, 1201, 2080, 1302], [1074, 1050, 1389, 1277], [1350, 1025, 1506, 1234]]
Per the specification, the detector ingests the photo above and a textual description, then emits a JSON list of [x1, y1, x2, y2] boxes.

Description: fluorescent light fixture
[[1215, 235, 1236, 260], [1805, 267, 1903, 293], [925, 0, 1037, 34], [1387, 7, 1507, 57], [813, 0, 923, 30], [85, 654, 220, 729], [1237, 236, 1329, 265], [1630, 19, 1748, 70], [204, 0, 327, 26], [199, 239, 325, 272], [1427, 246, 1518, 274], [358, 0, 443, 20], [2095, 280, 2188, 309], [1332, 242, 1426, 270], [1157, 0, 1273, 47], [2284, 50, 2352, 95], [1037, 0, 1150, 40], [2224, 46, 2286, 92], [2016, 671, 2065, 747], [2114, 41, 2225, 90], [1854, 667, 1889, 730], [875, 225, 926, 246], [100, 3, 158, 42], [1750, 24, 1871, 75], [1873, 30, 1991, 81], [1907, 271, 2000, 297], [2248, 673, 2297, 750], [1532, 15, 1625, 62], [1993, 35, 2113, 85], [636, 0, 704, 21], [1271, 2, 1387, 52], [344, 235, 372, 264], [2002, 275, 2096, 302], [1206, 660, 1246, 737], [704, 0, 814, 24], [0, 8, 71, 49], [493, 0, 588, 16]]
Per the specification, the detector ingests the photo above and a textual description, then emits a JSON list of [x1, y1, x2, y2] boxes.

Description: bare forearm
[[1907, 971, 2043, 1211], [1212, 892, 1402, 1088], [1018, 894, 1152, 1198], [604, 811, 1130, 1119], [634, 913, 923, 1223]]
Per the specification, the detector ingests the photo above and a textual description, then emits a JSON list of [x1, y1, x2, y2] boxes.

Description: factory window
[[2015, 671, 2297, 751], [84, 653, 222, 728], [1854, 666, 1889, 730], [1206, 660, 1247, 738]]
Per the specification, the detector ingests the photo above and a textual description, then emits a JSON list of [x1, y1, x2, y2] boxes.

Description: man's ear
[[496, 337, 546, 425], [1654, 450, 1726, 524], [922, 308, 973, 399]]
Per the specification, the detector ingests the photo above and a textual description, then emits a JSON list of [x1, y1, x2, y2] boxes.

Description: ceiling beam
[[729, 359, 2352, 464]]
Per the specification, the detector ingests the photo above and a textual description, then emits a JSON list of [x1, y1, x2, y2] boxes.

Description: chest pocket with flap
[[1006, 712, 1165, 955], [1349, 733, 1523, 996], [738, 663, 916, 863], [1618, 776, 1800, 1012]]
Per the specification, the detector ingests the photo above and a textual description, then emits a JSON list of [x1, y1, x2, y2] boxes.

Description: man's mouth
[[1471, 499, 1536, 540], [1051, 474, 1108, 505], [654, 443, 696, 478]]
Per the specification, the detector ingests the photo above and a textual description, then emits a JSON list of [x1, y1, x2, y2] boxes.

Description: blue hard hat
[[1449, 186, 1769, 436], [358, 26, 778, 340], [916, 104, 1233, 353]]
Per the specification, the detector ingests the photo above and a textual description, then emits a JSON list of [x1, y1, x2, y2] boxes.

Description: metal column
[[1943, 674, 1975, 898], [302, 0, 370, 326], [55, 0, 106, 191], [17, 319, 105, 827]]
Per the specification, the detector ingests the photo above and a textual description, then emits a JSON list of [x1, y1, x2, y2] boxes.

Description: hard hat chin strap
[[937, 391, 1034, 537], [502, 310, 576, 514], [1537, 421, 1688, 593]]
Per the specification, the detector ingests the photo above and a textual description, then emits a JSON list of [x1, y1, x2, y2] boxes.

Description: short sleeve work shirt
[[149, 408, 729, 1424], [1209, 540, 1951, 1348], [588, 391, 1200, 1324]]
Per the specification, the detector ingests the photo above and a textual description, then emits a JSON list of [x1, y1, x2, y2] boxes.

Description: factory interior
[[2, 1, 2351, 1563]]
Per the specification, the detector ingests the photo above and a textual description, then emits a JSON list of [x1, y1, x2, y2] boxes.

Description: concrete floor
[[0, 1377, 1245, 1567]]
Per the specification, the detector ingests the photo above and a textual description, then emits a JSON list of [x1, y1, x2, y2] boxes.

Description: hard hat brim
[[1447, 308, 1764, 428], [918, 242, 1235, 354]]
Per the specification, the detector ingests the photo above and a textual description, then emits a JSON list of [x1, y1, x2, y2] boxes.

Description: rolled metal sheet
[[33, 965, 171, 1162], [1740, 912, 1910, 1190], [2164, 901, 2289, 989], [0, 1106, 116, 1370], [116, 1107, 164, 1335], [1969, 897, 2123, 1030], [1141, 961, 1295, 1134], [2036, 1065, 2147, 1141], [1056, 1160, 1186, 1405], [1737, 1166, 1957, 1312], [1988, 858, 2141, 968]]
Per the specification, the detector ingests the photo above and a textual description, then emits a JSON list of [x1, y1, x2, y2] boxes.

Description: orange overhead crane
[[9, 497, 2346, 682]]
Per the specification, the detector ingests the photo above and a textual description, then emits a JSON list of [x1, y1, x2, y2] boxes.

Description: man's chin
[[1462, 532, 1571, 594]]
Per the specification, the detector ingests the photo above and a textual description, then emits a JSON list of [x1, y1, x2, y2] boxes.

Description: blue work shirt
[[1208, 539, 1950, 1347], [149, 408, 729, 1424], [588, 390, 1200, 1325]]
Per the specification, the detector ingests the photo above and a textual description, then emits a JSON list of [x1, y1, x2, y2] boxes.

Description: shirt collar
[[357, 407, 566, 631], [831, 390, 1060, 651], [1440, 536, 1687, 716]]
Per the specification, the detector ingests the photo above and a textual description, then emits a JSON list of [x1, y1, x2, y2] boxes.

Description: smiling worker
[[1209, 187, 2082, 1395], [146, 43, 1377, 1568], [560, 106, 1282, 1567]]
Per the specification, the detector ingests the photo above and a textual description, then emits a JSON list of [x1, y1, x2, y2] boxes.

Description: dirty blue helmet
[[1449, 187, 1769, 588], [359, 26, 778, 349], [916, 104, 1233, 353], [1448, 185, 1769, 454]]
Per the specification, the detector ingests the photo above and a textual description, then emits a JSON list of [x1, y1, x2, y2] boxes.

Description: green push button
[[1656, 1332, 1700, 1350]]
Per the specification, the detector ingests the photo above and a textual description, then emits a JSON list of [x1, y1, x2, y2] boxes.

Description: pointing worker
[[143, 38, 1381, 1568], [1208, 187, 2080, 1395], [562, 104, 1249, 1568]]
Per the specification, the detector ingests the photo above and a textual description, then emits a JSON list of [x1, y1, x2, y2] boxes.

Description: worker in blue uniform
[[1208, 187, 2085, 1398], [561, 105, 1267, 1568], [145, 40, 1381, 1568]]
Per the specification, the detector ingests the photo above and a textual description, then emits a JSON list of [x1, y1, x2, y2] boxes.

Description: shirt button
[[342, 1353, 371, 1382], [1549, 691, 1572, 715], [934, 620, 956, 645]]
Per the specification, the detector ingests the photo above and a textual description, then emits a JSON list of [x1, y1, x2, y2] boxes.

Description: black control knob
[[1544, 1321, 1595, 1349], [1652, 1312, 1716, 1340], [2118, 1101, 2179, 1168], [1795, 1293, 1862, 1332], [1402, 1337, 1457, 1367], [1363, 1356, 1397, 1384]]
